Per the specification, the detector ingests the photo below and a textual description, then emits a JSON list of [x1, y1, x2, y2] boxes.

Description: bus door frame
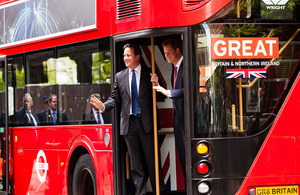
[[0, 55, 9, 195], [112, 27, 193, 194]]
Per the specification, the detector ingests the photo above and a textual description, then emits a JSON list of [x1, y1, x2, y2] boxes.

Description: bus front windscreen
[[193, 23, 300, 138]]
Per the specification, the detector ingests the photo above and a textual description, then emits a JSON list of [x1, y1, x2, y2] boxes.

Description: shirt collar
[[92, 108, 99, 113], [129, 64, 141, 73], [175, 56, 183, 69], [50, 109, 56, 114]]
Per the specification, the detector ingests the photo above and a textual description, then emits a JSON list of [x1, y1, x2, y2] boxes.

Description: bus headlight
[[197, 161, 210, 175], [198, 181, 211, 194], [196, 141, 211, 156]]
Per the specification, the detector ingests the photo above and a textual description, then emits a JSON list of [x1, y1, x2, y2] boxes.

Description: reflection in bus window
[[0, 68, 4, 92], [8, 39, 112, 126], [0, 61, 4, 127], [82, 93, 110, 124], [193, 24, 300, 138], [91, 51, 111, 84], [37, 94, 71, 126], [44, 57, 78, 84], [56, 40, 112, 124], [6, 56, 27, 126], [15, 93, 39, 126], [26, 50, 54, 84], [15, 57, 25, 88]]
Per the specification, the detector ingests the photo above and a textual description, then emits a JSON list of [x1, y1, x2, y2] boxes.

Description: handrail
[[235, 29, 274, 131], [126, 152, 130, 180], [151, 36, 160, 195]]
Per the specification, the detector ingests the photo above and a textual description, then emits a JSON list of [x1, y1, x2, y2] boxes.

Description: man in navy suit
[[152, 38, 186, 178], [91, 44, 165, 195], [15, 93, 39, 126], [82, 93, 110, 124]]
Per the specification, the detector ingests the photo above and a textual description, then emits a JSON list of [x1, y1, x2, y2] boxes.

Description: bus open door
[[113, 31, 188, 194]]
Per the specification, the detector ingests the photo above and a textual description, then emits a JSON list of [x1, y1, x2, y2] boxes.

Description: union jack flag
[[226, 69, 266, 78]]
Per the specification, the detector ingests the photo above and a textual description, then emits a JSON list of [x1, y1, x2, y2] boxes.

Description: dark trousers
[[173, 111, 186, 179], [124, 115, 166, 195]]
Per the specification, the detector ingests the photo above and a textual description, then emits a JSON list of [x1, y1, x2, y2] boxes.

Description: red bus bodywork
[[1, 0, 300, 194], [11, 125, 113, 194], [237, 68, 300, 194], [0, 1, 232, 193], [0, 0, 231, 56]]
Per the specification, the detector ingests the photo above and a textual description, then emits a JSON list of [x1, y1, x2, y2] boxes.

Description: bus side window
[[55, 39, 112, 125]]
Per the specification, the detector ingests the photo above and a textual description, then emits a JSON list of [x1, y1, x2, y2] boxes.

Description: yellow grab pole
[[126, 152, 130, 179], [151, 36, 160, 195], [232, 104, 236, 131], [238, 77, 244, 132]]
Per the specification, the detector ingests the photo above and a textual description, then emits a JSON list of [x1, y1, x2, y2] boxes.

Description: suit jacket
[[104, 65, 155, 135], [82, 110, 110, 124], [15, 108, 40, 126], [170, 61, 184, 125], [37, 109, 70, 125]]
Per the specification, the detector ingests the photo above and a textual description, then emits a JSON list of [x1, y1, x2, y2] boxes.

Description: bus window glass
[[0, 61, 4, 127], [9, 39, 111, 126], [193, 24, 300, 138], [11, 56, 25, 89], [26, 50, 54, 84], [20, 50, 55, 127], [0, 9, 3, 45], [7, 56, 30, 126], [0, 62, 4, 93], [56, 39, 112, 125]]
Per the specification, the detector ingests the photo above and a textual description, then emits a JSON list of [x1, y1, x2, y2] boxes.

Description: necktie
[[52, 112, 56, 125], [27, 112, 37, 126], [27, 112, 33, 123], [29, 113, 37, 126], [26, 112, 32, 123], [131, 70, 139, 116], [173, 66, 177, 89], [96, 111, 101, 124], [172, 67, 178, 111]]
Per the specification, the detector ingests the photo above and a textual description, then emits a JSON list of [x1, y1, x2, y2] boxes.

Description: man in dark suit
[[82, 93, 109, 124], [152, 38, 186, 178], [91, 44, 165, 195], [15, 93, 39, 126], [37, 94, 70, 125]]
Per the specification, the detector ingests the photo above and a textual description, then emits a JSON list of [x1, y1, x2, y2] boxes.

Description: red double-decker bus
[[0, 0, 299, 194]]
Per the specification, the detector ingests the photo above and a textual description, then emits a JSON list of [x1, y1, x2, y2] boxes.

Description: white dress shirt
[[100, 64, 142, 114], [92, 108, 104, 124], [164, 56, 183, 97]]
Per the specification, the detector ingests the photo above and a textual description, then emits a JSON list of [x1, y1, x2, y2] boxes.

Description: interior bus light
[[196, 142, 209, 155], [198, 181, 210, 194], [197, 162, 210, 175]]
